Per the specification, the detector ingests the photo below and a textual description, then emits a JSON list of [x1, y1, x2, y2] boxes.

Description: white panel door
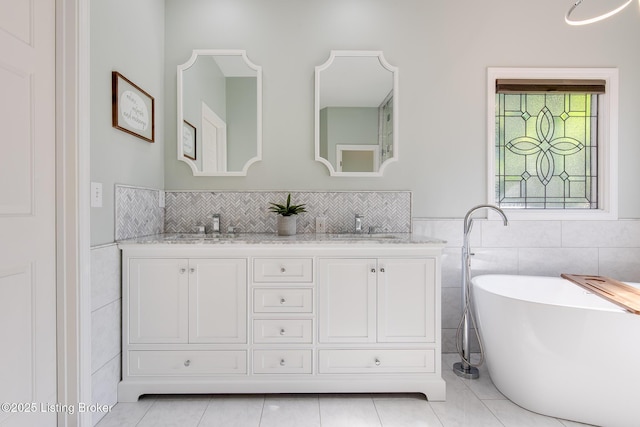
[[189, 258, 247, 343], [377, 258, 436, 343], [318, 258, 377, 343], [0, 0, 57, 425], [128, 259, 189, 344], [201, 101, 227, 173]]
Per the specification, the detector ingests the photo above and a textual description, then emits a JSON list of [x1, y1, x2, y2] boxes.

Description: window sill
[[489, 208, 618, 221]]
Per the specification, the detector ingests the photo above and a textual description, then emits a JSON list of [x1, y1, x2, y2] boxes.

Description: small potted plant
[[269, 193, 307, 236]]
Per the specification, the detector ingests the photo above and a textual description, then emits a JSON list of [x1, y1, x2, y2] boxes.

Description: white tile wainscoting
[[413, 218, 640, 353], [91, 243, 122, 426]]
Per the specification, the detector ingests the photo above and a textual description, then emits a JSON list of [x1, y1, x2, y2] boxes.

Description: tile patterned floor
[[96, 354, 595, 427]]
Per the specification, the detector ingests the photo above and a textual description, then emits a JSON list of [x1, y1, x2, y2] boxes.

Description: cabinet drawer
[[254, 258, 313, 283], [253, 350, 312, 374], [254, 288, 313, 313], [318, 349, 435, 374], [253, 319, 313, 343], [128, 350, 247, 376]]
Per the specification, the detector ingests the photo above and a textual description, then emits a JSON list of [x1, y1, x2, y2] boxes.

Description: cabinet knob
[[370, 268, 376, 273], [280, 359, 286, 366], [380, 267, 385, 273], [375, 358, 381, 366], [280, 328, 286, 335], [179, 268, 186, 274], [280, 267, 286, 273], [280, 298, 286, 304], [184, 360, 191, 367], [189, 267, 195, 273]]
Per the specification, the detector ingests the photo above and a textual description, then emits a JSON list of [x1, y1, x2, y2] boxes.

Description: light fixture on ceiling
[[565, 0, 634, 25]]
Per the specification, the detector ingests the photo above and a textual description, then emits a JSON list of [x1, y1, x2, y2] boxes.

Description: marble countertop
[[117, 232, 446, 246]]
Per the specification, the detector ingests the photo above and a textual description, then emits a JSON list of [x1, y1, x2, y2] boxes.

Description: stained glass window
[[495, 92, 599, 209]]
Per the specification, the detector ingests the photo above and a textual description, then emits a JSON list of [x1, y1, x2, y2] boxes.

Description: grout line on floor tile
[[478, 397, 507, 427], [316, 394, 321, 427], [134, 398, 157, 427], [370, 396, 383, 427], [258, 394, 266, 426], [195, 396, 212, 427], [427, 402, 446, 427]]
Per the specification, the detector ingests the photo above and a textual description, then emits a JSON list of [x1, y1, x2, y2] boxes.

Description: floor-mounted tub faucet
[[454, 204, 508, 379]]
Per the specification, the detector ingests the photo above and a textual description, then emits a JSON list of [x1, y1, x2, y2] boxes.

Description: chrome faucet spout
[[354, 214, 363, 234], [464, 204, 508, 234]]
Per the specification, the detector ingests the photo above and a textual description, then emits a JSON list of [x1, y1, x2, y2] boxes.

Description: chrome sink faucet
[[354, 214, 364, 233], [210, 213, 221, 234]]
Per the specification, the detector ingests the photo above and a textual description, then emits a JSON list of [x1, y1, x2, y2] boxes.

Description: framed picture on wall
[[182, 120, 197, 160], [112, 71, 155, 142]]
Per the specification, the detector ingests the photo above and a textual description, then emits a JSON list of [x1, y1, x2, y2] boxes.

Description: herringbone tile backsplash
[[165, 191, 411, 234], [116, 186, 411, 239], [115, 185, 164, 240]]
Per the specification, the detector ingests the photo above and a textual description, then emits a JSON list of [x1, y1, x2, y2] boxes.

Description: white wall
[[91, 0, 165, 246], [163, 0, 640, 219]]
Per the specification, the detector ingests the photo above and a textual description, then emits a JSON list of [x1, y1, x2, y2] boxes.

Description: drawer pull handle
[[280, 328, 286, 335], [280, 267, 286, 273], [280, 359, 286, 366], [375, 358, 381, 366], [184, 360, 191, 367], [280, 298, 286, 304]]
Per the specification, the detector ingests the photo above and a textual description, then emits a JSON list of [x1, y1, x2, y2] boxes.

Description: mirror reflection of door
[[337, 145, 379, 172], [177, 50, 262, 176], [201, 102, 227, 173]]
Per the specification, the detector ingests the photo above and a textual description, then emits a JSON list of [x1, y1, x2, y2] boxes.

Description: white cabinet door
[[377, 258, 436, 343], [318, 258, 377, 343], [189, 258, 247, 343], [129, 259, 189, 344]]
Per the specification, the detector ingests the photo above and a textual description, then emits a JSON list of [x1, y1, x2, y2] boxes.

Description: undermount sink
[[329, 233, 400, 240], [164, 233, 238, 241]]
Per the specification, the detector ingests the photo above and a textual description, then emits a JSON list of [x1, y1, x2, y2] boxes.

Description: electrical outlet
[[90, 182, 103, 208], [158, 191, 165, 208], [315, 217, 327, 234]]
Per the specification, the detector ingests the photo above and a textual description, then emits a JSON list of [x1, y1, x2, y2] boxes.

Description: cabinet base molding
[[117, 376, 446, 403]]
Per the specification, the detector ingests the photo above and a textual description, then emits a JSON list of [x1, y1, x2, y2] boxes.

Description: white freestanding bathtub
[[472, 274, 640, 427]]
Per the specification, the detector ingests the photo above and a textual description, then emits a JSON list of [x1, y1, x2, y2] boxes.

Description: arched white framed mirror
[[177, 49, 262, 176], [315, 51, 398, 177]]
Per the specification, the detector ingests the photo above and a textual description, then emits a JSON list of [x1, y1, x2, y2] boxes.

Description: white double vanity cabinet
[[117, 235, 446, 402]]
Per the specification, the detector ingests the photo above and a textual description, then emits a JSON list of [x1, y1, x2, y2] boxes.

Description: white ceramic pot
[[277, 216, 297, 236]]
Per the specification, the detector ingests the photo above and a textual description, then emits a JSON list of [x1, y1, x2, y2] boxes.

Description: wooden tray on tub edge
[[561, 274, 640, 315]]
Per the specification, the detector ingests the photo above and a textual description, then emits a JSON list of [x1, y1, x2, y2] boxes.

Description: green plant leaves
[[268, 193, 307, 216]]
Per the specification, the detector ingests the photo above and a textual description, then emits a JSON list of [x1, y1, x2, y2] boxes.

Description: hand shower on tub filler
[[453, 204, 508, 379]]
